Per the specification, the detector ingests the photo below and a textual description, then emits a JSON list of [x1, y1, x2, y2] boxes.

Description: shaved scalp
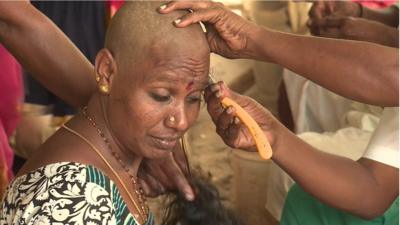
[[105, 1, 209, 69]]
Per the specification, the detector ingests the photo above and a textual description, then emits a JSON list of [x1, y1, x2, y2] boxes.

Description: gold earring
[[99, 84, 110, 94], [95, 75, 100, 82]]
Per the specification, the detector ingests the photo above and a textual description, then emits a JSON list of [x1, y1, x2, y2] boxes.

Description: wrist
[[239, 24, 261, 60], [248, 26, 274, 62], [269, 121, 291, 161]]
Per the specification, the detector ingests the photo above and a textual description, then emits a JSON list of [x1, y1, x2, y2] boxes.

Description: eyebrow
[[144, 75, 182, 84], [198, 80, 210, 89], [145, 71, 209, 88], [148, 78, 209, 90]]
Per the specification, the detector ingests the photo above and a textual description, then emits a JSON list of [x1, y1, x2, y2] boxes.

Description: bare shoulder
[[16, 119, 98, 177]]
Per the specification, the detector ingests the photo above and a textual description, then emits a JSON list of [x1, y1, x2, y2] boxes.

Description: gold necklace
[[62, 124, 147, 225], [80, 107, 148, 217]]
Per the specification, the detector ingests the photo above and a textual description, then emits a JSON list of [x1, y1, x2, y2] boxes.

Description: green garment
[[281, 184, 399, 225]]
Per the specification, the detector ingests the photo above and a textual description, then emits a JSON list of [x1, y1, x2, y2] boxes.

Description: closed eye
[[150, 93, 171, 102], [186, 92, 202, 104], [186, 96, 201, 104]]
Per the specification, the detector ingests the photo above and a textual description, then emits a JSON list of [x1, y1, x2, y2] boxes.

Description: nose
[[165, 105, 189, 132]]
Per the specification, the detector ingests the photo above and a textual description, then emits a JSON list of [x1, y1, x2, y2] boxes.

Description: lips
[[150, 135, 179, 150]]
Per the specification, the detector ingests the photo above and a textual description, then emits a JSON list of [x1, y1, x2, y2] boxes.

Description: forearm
[[375, 26, 399, 48], [362, 5, 399, 27], [252, 28, 399, 106], [385, 27, 399, 48], [272, 127, 399, 218], [0, 2, 95, 107], [350, 24, 399, 48], [369, 26, 399, 48]]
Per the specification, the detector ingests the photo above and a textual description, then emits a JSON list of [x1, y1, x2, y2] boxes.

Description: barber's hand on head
[[158, 1, 261, 59], [205, 82, 281, 152], [137, 149, 195, 201]]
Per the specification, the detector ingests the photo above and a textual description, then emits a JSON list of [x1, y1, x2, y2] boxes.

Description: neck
[[85, 93, 142, 178]]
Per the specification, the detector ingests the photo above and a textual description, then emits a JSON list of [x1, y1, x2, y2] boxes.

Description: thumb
[[321, 15, 346, 28], [218, 81, 252, 110], [218, 81, 239, 100]]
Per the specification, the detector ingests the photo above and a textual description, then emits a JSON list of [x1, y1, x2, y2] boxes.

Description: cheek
[[129, 101, 165, 131], [185, 104, 201, 126]]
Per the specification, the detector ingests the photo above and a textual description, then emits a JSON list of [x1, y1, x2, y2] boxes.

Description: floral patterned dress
[[0, 162, 154, 225]]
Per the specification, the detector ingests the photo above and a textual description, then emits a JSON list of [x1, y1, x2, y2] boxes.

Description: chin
[[141, 146, 174, 159], [140, 136, 179, 159]]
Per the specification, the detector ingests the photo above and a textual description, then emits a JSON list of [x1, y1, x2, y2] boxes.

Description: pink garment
[[354, 0, 397, 8], [107, 0, 125, 18], [0, 44, 23, 180]]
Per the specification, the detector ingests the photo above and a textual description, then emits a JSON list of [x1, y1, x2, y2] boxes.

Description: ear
[[94, 48, 117, 95]]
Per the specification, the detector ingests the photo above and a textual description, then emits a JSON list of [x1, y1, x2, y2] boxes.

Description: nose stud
[[169, 116, 176, 122]]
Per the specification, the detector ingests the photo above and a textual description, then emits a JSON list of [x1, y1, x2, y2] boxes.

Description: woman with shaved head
[[0, 2, 213, 225]]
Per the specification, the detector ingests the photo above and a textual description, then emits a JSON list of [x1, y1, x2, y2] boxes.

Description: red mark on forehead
[[186, 81, 194, 91]]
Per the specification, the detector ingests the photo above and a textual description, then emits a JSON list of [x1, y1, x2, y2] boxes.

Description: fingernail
[[174, 19, 181, 25], [215, 91, 221, 98], [159, 4, 167, 10], [226, 107, 233, 114], [210, 85, 220, 92], [185, 192, 195, 201], [159, 186, 165, 193], [234, 117, 240, 124]]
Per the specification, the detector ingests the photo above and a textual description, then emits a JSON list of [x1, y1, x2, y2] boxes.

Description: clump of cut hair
[[161, 172, 245, 225]]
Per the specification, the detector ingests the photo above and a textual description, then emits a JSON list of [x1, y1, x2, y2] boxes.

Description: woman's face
[[105, 48, 210, 159]]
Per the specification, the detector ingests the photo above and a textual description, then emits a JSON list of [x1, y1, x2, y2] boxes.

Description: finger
[[206, 84, 225, 123], [137, 169, 165, 196], [173, 174, 195, 201], [162, 158, 195, 201], [138, 177, 158, 198], [159, 1, 215, 13], [138, 172, 162, 198], [217, 116, 242, 148], [308, 18, 344, 38], [218, 81, 241, 101], [321, 16, 345, 27], [172, 8, 226, 28], [308, 3, 324, 19], [307, 19, 324, 36], [206, 95, 224, 123], [307, 19, 321, 36], [145, 161, 174, 190], [326, 1, 335, 15], [204, 83, 220, 102], [307, 17, 325, 27], [318, 27, 341, 39], [216, 106, 235, 136], [173, 144, 190, 175], [309, 26, 320, 36], [225, 117, 241, 144]]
